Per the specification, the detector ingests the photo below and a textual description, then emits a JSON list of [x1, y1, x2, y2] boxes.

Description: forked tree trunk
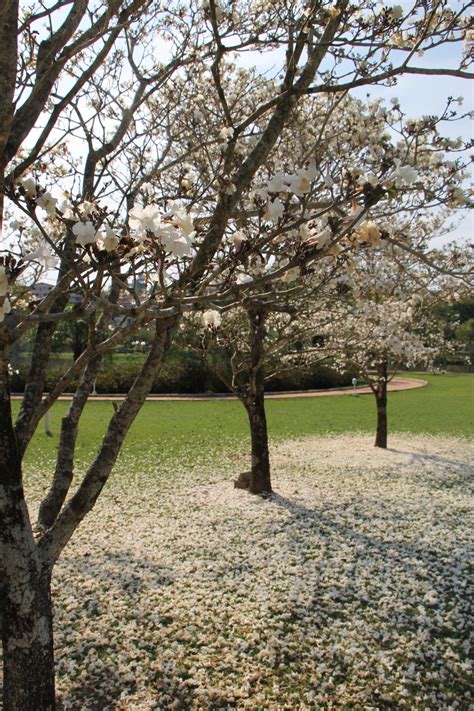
[[244, 395, 272, 494], [38, 356, 101, 528], [374, 362, 388, 449]]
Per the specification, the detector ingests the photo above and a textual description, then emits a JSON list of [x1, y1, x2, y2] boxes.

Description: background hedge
[[11, 349, 354, 394]]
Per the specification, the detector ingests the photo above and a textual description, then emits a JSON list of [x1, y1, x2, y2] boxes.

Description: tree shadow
[[53, 550, 192, 709], [257, 486, 472, 703], [56, 548, 174, 596], [267, 488, 468, 579], [384, 447, 473, 491]]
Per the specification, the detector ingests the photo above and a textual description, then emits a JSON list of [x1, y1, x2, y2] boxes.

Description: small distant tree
[[316, 238, 472, 448], [329, 299, 439, 448], [51, 310, 88, 361], [432, 296, 474, 370], [456, 318, 474, 370]]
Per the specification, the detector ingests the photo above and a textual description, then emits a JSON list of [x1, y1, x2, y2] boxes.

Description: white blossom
[[315, 225, 333, 249], [129, 204, 161, 239], [78, 201, 98, 218], [357, 220, 382, 245], [36, 191, 58, 217], [99, 226, 120, 252], [233, 230, 245, 252], [167, 233, 194, 257], [224, 182, 237, 195], [265, 172, 292, 193], [236, 271, 253, 285], [219, 126, 233, 141], [129, 204, 194, 256], [172, 206, 196, 240], [21, 177, 37, 198], [390, 5, 403, 20], [288, 160, 317, 197], [72, 221, 98, 247], [264, 197, 285, 222], [159, 221, 193, 257], [392, 162, 418, 186], [202, 310, 222, 329]]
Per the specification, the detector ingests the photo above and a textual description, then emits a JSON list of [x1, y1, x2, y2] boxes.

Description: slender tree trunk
[[38, 356, 101, 528], [1, 346, 56, 710], [14, 270, 73, 457], [38, 318, 177, 563], [374, 362, 388, 449], [242, 306, 272, 494], [0, 2, 18, 163], [244, 395, 272, 494]]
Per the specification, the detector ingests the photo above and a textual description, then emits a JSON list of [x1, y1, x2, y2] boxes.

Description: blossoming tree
[[0, 0, 472, 707], [314, 235, 472, 448], [196, 292, 334, 495]]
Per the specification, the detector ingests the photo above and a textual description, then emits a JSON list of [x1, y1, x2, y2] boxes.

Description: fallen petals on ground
[[24, 434, 473, 709]]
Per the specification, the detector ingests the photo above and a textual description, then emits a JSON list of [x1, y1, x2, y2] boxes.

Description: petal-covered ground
[[28, 435, 474, 709]]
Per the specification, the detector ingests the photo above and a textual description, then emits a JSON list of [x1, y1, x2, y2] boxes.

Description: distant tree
[[51, 310, 88, 361], [316, 239, 472, 448]]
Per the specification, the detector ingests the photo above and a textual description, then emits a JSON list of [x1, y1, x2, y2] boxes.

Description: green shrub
[[10, 351, 225, 394], [11, 366, 80, 393], [10, 352, 353, 394], [266, 363, 355, 391]]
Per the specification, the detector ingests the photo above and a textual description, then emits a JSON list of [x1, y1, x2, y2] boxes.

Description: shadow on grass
[[57, 549, 174, 596], [385, 447, 473, 490], [262, 486, 472, 705], [54, 550, 190, 709]]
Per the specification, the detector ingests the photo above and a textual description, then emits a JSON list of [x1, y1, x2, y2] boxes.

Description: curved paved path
[[22, 376, 426, 401]]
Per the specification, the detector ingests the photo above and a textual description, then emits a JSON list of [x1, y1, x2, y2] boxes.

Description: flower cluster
[[129, 204, 196, 258]]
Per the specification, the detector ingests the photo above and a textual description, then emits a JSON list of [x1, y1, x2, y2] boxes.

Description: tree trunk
[[244, 396, 272, 494], [15, 277, 72, 457], [38, 318, 178, 563], [374, 362, 388, 449], [241, 306, 272, 495], [2, 570, 55, 711], [0, 348, 56, 710], [0, 2, 19, 162]]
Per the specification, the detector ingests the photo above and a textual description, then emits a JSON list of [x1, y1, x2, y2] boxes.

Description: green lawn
[[15, 373, 473, 473]]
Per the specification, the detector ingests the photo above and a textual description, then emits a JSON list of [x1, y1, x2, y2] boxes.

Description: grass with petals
[[9, 374, 473, 708], [15, 373, 473, 475]]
